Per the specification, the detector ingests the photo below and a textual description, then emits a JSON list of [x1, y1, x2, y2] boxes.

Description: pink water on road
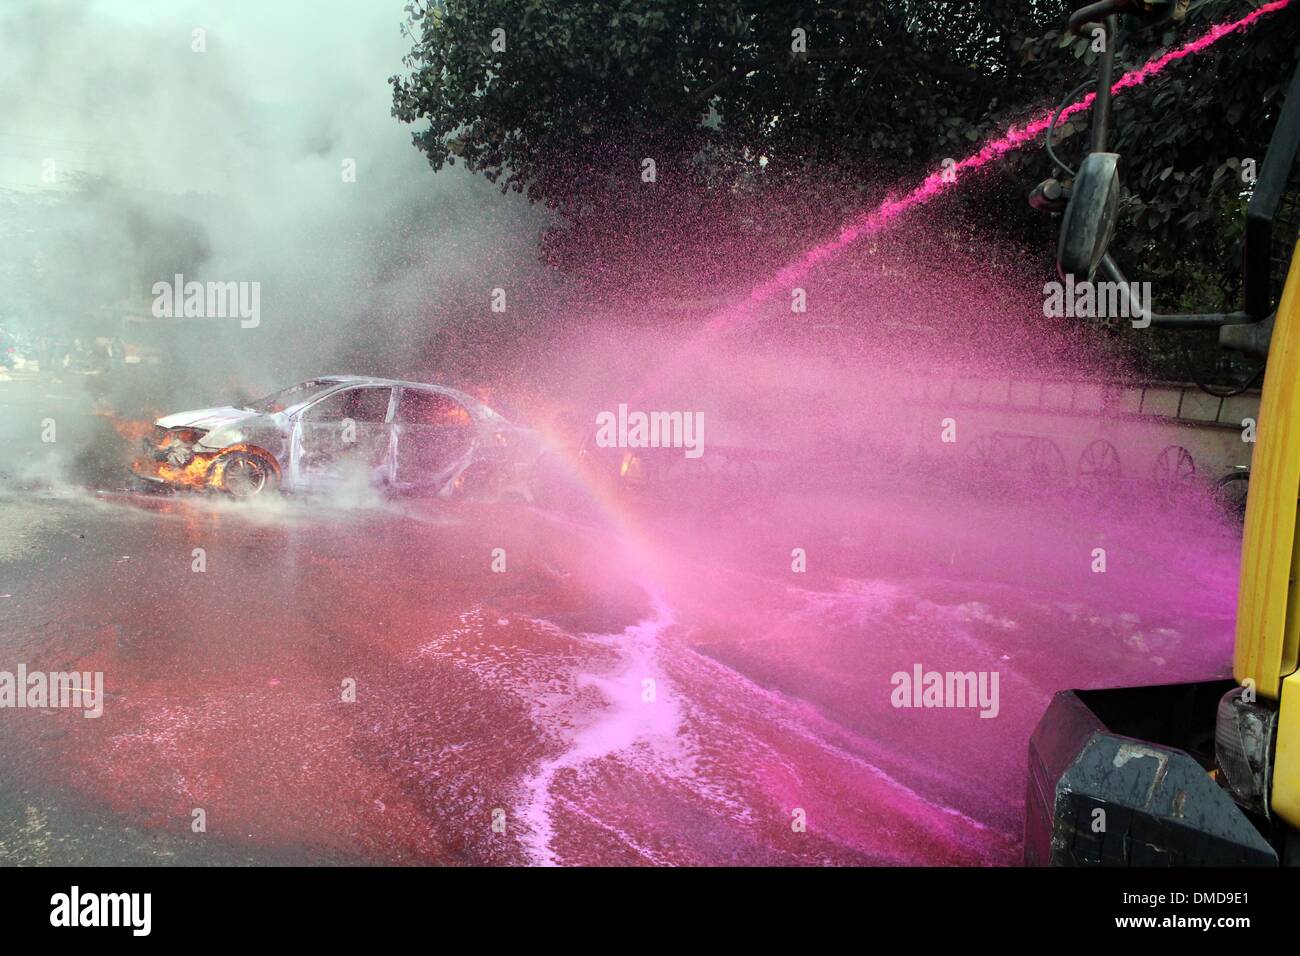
[[0, 477, 1243, 865]]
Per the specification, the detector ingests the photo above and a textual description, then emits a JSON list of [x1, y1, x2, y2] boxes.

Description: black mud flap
[[1026, 682, 1277, 866]]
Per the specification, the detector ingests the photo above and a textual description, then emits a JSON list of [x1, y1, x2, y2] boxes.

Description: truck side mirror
[[1057, 152, 1120, 281]]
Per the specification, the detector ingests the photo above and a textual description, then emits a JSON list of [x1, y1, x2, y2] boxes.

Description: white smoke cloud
[[0, 0, 550, 398]]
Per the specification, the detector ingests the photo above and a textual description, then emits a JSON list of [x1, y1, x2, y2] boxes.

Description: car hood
[[155, 405, 258, 431]]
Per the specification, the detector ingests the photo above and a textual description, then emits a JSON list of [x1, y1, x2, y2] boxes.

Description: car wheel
[[214, 450, 279, 498]]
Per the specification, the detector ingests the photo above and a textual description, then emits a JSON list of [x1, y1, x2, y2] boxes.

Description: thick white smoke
[[0, 0, 549, 404]]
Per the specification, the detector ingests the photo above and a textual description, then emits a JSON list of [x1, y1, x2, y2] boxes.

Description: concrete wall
[[907, 378, 1258, 487]]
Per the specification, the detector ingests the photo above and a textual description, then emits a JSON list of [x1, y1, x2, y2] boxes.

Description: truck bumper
[[1025, 680, 1277, 865]]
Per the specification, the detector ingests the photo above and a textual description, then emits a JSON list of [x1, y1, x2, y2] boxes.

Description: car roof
[[314, 376, 499, 418]]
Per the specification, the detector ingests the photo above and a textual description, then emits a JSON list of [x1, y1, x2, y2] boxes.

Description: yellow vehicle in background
[[1025, 1, 1300, 864]]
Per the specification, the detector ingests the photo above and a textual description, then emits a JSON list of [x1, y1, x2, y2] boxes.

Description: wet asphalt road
[[0, 367, 1244, 865], [0, 368, 639, 863]]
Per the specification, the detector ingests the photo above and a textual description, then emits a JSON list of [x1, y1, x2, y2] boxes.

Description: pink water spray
[[640, 0, 1293, 396]]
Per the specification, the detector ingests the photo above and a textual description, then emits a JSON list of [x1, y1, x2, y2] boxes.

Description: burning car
[[131, 376, 542, 499]]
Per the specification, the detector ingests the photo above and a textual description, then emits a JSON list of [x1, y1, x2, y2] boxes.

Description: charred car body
[[131, 376, 541, 499]]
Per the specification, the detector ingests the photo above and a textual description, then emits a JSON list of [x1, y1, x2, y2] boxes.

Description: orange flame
[[95, 409, 155, 444]]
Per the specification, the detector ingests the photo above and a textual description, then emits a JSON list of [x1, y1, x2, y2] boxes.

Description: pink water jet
[[729, 0, 1291, 327], [636, 0, 1291, 399]]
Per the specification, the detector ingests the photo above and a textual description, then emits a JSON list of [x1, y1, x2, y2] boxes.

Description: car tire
[[213, 450, 279, 498]]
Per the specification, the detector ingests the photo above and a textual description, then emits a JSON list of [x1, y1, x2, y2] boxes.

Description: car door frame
[[391, 385, 480, 492], [287, 383, 398, 489]]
